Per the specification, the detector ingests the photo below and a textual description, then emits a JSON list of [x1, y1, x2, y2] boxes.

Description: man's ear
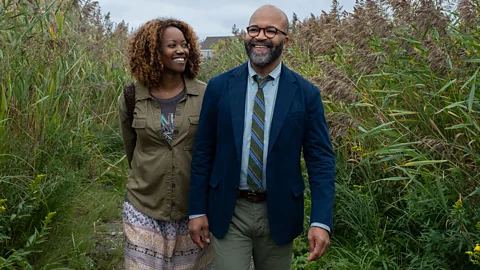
[[283, 35, 290, 49]]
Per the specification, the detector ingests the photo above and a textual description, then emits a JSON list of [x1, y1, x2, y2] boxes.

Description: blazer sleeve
[[302, 84, 336, 230], [188, 78, 219, 216]]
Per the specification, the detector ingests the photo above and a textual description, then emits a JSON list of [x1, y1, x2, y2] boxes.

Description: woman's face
[[160, 26, 189, 74]]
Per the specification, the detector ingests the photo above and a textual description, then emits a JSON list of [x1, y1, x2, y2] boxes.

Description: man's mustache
[[248, 40, 273, 48]]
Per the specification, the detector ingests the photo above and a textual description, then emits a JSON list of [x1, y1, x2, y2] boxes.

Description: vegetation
[[1, 0, 129, 268], [1, 0, 479, 269]]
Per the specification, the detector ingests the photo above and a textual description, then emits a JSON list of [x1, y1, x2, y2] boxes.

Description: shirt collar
[[135, 77, 199, 101], [247, 60, 282, 85]]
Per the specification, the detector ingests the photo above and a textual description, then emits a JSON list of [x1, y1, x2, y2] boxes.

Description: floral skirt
[[122, 200, 215, 269]]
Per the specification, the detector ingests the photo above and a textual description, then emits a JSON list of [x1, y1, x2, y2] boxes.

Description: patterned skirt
[[122, 200, 215, 269]]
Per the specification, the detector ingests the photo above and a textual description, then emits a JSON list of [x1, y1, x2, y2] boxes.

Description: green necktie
[[247, 75, 273, 192]]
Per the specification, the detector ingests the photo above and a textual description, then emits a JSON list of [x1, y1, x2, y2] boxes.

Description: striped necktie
[[247, 75, 273, 192]]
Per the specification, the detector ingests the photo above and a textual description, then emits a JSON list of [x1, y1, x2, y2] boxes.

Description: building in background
[[199, 36, 233, 58]]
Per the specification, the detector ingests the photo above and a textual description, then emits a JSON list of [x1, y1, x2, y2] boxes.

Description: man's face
[[244, 11, 289, 67]]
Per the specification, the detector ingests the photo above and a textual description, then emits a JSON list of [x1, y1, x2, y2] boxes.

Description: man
[[188, 4, 335, 270]]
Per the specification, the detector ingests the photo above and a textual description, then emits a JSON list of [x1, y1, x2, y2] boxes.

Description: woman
[[118, 18, 214, 269]]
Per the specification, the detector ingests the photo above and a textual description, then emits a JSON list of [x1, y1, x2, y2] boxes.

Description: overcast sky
[[95, 0, 356, 41]]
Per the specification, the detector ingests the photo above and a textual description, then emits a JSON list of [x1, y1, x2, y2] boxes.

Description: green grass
[[1, 0, 130, 268], [34, 180, 125, 269]]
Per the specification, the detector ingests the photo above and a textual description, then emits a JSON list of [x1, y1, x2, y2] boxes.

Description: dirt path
[[93, 220, 124, 269]]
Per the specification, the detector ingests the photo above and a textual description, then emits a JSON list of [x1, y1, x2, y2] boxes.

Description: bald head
[[249, 5, 289, 33]]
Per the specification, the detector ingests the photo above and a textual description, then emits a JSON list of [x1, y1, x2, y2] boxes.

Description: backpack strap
[[123, 82, 136, 126], [123, 83, 137, 150]]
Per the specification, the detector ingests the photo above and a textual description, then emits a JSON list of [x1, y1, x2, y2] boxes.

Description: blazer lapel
[[229, 63, 248, 160], [268, 65, 298, 154]]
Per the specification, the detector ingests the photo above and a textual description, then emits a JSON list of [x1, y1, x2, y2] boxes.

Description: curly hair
[[125, 18, 201, 88]]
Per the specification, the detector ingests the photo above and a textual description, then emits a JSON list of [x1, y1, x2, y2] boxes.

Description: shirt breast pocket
[[132, 117, 156, 151], [184, 115, 199, 151], [132, 118, 147, 129]]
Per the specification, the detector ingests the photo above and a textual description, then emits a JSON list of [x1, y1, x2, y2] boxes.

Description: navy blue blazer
[[188, 62, 335, 245]]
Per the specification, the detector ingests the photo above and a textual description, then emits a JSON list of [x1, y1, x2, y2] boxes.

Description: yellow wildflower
[[353, 185, 365, 190], [351, 145, 364, 152], [0, 199, 6, 214], [36, 174, 46, 180], [454, 199, 463, 210], [466, 243, 480, 265]]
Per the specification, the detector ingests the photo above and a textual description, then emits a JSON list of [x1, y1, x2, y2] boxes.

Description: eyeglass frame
[[246, 25, 288, 39]]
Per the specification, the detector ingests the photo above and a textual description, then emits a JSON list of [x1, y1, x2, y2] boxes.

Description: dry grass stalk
[[313, 61, 357, 104], [342, 0, 392, 73], [413, 0, 450, 36], [423, 38, 449, 75], [457, 0, 480, 27], [292, 0, 346, 55], [389, 0, 413, 26], [418, 137, 449, 153], [325, 112, 360, 143]]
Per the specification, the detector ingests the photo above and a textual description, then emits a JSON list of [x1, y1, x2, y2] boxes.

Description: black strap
[[123, 82, 136, 126], [123, 83, 137, 149]]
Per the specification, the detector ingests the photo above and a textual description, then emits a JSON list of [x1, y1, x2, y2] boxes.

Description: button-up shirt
[[238, 61, 282, 190], [118, 78, 206, 221]]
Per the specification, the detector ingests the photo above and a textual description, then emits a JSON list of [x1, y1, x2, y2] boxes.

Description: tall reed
[[1, 0, 130, 267]]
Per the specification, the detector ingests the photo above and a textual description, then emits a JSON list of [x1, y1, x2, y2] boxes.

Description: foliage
[[0, 0, 129, 267]]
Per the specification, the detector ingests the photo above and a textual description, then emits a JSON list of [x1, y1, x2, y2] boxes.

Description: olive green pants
[[212, 198, 293, 270]]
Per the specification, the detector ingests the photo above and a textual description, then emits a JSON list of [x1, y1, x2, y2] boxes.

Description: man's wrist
[[189, 214, 206, 219], [310, 222, 331, 233]]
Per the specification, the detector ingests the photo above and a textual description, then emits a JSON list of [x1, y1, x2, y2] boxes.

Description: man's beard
[[245, 39, 284, 67]]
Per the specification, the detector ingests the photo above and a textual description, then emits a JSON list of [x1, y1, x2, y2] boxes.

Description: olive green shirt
[[118, 78, 206, 221]]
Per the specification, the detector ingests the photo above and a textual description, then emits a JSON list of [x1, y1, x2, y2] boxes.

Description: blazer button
[[174, 130, 179, 135], [175, 111, 181, 116]]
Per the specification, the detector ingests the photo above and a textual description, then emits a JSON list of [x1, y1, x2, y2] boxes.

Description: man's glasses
[[246, 25, 287, 39]]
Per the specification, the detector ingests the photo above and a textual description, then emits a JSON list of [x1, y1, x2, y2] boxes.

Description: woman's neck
[[150, 72, 184, 99]]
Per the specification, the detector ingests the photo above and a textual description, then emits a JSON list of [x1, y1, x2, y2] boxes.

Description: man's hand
[[188, 216, 211, 249], [306, 227, 330, 261]]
